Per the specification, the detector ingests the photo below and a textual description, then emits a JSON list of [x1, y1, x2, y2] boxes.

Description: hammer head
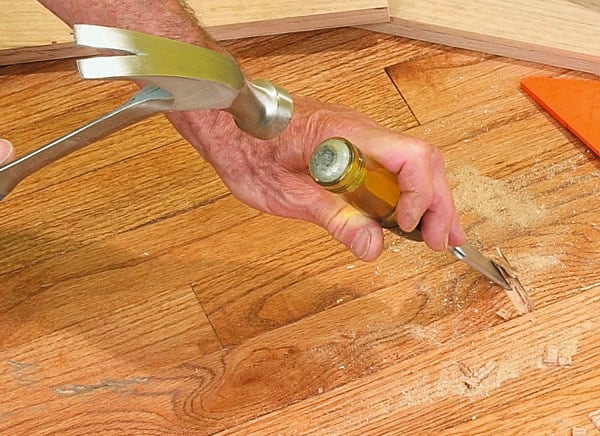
[[74, 25, 292, 139]]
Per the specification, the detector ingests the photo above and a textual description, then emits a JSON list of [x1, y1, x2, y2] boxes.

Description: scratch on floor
[[6, 360, 39, 386], [580, 281, 600, 292], [52, 376, 149, 397]]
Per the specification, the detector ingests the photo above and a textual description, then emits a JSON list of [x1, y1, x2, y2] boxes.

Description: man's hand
[[0, 139, 15, 165], [36, 0, 467, 261], [169, 96, 466, 261]]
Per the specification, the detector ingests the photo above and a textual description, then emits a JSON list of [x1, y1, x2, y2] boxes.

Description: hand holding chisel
[[309, 137, 510, 289], [0, 24, 475, 273]]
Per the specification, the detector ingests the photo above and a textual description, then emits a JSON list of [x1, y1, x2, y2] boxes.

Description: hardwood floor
[[1, 28, 598, 434]]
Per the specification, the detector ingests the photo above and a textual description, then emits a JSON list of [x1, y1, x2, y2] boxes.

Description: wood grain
[[367, 0, 600, 74], [0, 0, 388, 50], [0, 1, 73, 48], [7, 0, 600, 75], [202, 7, 389, 41], [221, 287, 600, 434], [1, 27, 599, 434]]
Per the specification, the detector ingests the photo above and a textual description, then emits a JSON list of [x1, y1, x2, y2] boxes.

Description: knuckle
[[430, 146, 447, 167], [407, 138, 434, 160], [323, 204, 353, 239]]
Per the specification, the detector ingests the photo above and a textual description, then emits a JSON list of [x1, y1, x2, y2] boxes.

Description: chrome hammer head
[[74, 24, 293, 139]]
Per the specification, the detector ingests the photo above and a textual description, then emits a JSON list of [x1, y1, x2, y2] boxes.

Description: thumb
[[0, 139, 15, 165], [311, 192, 385, 261]]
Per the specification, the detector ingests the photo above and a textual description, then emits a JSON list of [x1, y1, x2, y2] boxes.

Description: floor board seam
[[190, 283, 225, 350], [384, 66, 421, 128]]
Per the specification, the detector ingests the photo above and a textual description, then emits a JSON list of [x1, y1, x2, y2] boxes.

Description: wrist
[[169, 94, 371, 168]]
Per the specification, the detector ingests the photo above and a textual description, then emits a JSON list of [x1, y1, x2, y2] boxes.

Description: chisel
[[309, 137, 510, 289]]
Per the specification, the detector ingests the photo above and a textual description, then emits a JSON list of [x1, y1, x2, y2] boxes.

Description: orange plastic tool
[[521, 76, 600, 157]]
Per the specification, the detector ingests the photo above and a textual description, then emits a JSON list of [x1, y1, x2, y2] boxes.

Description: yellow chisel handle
[[309, 137, 423, 241]]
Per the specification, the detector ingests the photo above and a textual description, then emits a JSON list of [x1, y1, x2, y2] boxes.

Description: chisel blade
[[451, 243, 510, 289]]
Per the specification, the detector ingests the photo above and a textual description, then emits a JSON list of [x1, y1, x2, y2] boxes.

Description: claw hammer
[[0, 24, 293, 200]]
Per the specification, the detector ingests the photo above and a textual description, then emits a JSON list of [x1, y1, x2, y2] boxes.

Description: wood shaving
[[457, 360, 496, 389], [580, 281, 600, 292], [495, 308, 511, 320], [571, 427, 586, 436], [589, 410, 600, 429], [543, 344, 574, 367], [558, 355, 572, 366], [475, 361, 496, 380], [543, 345, 560, 365], [493, 247, 535, 315]]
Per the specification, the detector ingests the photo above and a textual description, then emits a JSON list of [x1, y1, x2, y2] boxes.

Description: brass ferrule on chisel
[[309, 137, 422, 241]]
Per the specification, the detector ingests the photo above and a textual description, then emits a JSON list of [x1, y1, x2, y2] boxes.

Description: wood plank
[[0, 195, 258, 349], [222, 29, 422, 132], [0, 0, 388, 50], [0, 43, 102, 67], [0, 285, 222, 434], [204, 7, 389, 41], [0, 1, 73, 48], [3, 215, 595, 433], [384, 50, 568, 125], [220, 284, 600, 434], [0, 137, 225, 274], [366, 0, 600, 74], [189, 0, 387, 28]]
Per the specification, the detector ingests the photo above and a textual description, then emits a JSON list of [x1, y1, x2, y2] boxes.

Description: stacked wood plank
[[369, 0, 600, 74], [3, 1, 600, 75], [0, 0, 389, 49]]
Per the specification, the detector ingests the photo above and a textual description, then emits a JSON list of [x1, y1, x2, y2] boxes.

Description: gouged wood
[[366, 0, 600, 74], [0, 0, 388, 52]]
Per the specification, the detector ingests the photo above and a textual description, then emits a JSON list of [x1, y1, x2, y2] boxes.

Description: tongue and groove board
[[367, 0, 600, 75], [0, 0, 389, 49]]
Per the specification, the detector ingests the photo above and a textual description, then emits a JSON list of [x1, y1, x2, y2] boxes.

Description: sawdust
[[404, 323, 442, 347], [450, 165, 546, 239], [401, 350, 540, 406], [503, 253, 564, 273]]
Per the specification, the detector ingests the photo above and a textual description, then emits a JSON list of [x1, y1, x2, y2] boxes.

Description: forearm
[[38, 0, 224, 52]]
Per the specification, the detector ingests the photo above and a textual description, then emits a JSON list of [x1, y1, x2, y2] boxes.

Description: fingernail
[[444, 232, 450, 250], [0, 139, 13, 164], [351, 229, 371, 260], [404, 210, 421, 232]]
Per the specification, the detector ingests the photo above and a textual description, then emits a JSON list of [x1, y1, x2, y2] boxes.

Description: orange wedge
[[521, 76, 600, 157]]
